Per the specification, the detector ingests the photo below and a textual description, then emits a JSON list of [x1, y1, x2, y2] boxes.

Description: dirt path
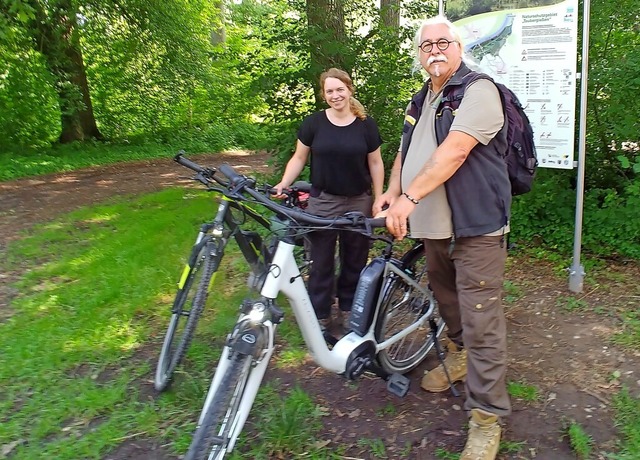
[[0, 151, 272, 247], [1, 150, 639, 459]]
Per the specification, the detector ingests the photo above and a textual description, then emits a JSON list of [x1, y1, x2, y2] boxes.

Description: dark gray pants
[[423, 236, 511, 417], [306, 191, 372, 319]]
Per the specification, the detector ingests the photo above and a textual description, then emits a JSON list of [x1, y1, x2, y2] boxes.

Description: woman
[[274, 68, 384, 333]]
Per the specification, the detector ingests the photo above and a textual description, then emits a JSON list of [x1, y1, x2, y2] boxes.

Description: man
[[373, 15, 511, 460]]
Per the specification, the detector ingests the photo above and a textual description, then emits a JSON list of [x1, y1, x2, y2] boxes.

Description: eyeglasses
[[419, 38, 458, 53]]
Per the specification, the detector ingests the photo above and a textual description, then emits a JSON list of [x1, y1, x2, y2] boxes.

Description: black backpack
[[440, 72, 538, 195]]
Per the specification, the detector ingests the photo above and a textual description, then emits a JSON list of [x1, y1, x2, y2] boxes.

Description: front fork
[[197, 298, 283, 430]]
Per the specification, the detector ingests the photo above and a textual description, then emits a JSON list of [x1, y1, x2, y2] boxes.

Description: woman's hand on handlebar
[[372, 191, 398, 216], [271, 181, 290, 199]]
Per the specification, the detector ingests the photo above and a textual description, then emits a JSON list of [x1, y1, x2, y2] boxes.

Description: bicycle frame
[[198, 238, 436, 452], [170, 153, 442, 458]]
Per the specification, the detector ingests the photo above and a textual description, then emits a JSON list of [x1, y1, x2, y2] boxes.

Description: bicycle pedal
[[386, 373, 410, 398]]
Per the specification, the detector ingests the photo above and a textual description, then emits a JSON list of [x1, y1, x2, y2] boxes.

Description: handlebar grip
[[174, 152, 204, 173], [218, 163, 244, 186], [290, 181, 311, 192], [369, 217, 387, 228]]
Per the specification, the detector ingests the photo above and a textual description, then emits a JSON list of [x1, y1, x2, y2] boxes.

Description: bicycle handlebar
[[174, 152, 386, 233], [175, 153, 206, 174]]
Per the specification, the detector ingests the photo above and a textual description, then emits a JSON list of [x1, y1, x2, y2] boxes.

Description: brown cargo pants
[[423, 235, 511, 417]]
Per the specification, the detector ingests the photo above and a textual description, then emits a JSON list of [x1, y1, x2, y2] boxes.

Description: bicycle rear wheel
[[375, 243, 444, 374], [155, 239, 219, 391], [184, 351, 253, 460]]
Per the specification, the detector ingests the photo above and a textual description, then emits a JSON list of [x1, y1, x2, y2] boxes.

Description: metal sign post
[[568, 0, 590, 293]]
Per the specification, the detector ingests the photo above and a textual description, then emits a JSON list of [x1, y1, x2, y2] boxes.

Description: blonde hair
[[319, 68, 367, 120], [412, 15, 465, 73]]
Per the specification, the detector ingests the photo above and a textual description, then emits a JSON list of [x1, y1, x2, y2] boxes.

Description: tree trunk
[[210, 0, 226, 45], [29, 0, 102, 143], [306, 0, 348, 109], [380, 0, 400, 29]]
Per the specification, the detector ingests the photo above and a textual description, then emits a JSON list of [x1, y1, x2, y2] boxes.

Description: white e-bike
[[166, 154, 445, 460]]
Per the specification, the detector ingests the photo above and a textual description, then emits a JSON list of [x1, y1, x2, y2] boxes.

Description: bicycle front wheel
[[155, 239, 219, 391], [375, 243, 443, 374], [185, 352, 253, 460]]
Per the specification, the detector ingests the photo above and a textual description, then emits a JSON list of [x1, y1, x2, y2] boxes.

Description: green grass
[[0, 121, 278, 182], [357, 437, 387, 458], [0, 185, 344, 459], [0, 142, 178, 181], [231, 384, 332, 459], [556, 295, 589, 312], [567, 420, 593, 459], [503, 279, 524, 303], [610, 388, 640, 459], [0, 187, 306, 459], [2, 181, 640, 459], [434, 447, 459, 459], [507, 380, 539, 402], [613, 309, 640, 349]]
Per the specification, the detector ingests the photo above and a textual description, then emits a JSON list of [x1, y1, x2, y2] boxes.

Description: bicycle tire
[[375, 244, 443, 374], [184, 351, 253, 460], [154, 240, 218, 391]]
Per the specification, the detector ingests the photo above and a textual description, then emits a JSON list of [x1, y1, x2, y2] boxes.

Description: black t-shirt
[[298, 111, 382, 196]]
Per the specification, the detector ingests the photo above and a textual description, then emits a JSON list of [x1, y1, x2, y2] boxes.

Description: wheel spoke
[[375, 244, 443, 374]]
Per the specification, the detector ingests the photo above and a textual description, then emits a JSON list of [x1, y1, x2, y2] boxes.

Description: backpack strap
[[435, 71, 498, 146], [439, 71, 493, 115]]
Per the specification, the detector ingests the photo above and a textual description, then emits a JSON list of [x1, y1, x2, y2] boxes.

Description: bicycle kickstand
[[429, 318, 461, 398]]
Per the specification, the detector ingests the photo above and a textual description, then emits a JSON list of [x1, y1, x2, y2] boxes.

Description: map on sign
[[447, 0, 579, 169]]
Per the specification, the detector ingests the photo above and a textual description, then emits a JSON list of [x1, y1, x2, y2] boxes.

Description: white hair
[[412, 15, 465, 74]]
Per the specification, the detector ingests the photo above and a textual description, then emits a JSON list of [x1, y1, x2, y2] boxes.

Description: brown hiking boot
[[460, 408, 501, 460], [421, 342, 467, 392]]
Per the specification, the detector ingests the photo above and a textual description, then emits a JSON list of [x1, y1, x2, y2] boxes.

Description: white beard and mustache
[[426, 55, 448, 77]]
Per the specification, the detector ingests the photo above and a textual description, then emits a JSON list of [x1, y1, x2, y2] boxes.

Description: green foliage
[[585, 0, 640, 190], [510, 168, 640, 260], [502, 280, 523, 303], [230, 0, 437, 172], [0, 44, 60, 148]]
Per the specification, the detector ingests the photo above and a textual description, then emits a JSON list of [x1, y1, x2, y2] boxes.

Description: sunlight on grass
[[277, 349, 309, 367], [0, 188, 225, 458], [0, 183, 321, 459], [81, 212, 119, 223], [2, 182, 639, 459]]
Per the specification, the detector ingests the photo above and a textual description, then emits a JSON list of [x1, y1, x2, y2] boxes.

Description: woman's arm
[[367, 147, 384, 201], [274, 140, 311, 195], [372, 152, 402, 215]]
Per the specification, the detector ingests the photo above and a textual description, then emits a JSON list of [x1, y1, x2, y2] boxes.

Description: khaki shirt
[[402, 79, 505, 239]]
